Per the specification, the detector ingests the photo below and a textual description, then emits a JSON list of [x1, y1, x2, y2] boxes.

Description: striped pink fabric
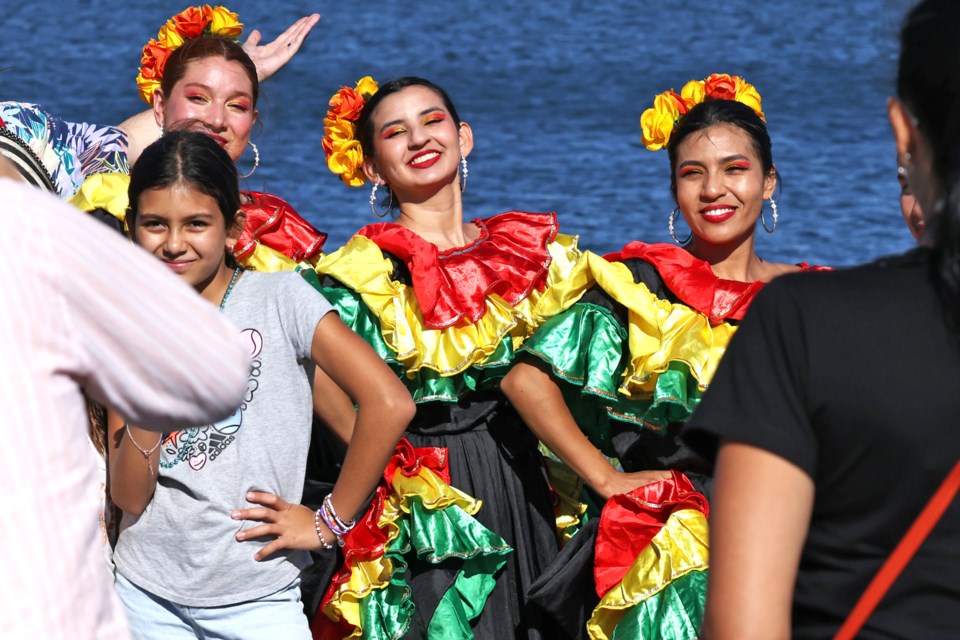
[[0, 180, 250, 639]]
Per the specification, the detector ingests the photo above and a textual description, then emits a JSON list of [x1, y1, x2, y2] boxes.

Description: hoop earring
[[240, 141, 259, 179], [761, 197, 778, 234], [460, 156, 468, 193], [668, 206, 692, 244], [369, 181, 392, 218], [158, 125, 164, 137]]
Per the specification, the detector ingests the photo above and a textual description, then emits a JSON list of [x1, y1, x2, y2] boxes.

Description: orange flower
[[170, 5, 210, 39], [328, 87, 367, 122], [703, 73, 737, 101]]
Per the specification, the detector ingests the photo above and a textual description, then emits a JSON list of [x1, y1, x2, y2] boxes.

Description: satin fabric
[[234, 190, 327, 264], [313, 230, 590, 379], [588, 473, 709, 640], [316, 439, 511, 640], [358, 212, 559, 328], [608, 241, 827, 324]]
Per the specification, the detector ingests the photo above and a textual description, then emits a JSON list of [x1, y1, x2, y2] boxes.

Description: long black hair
[[127, 131, 242, 267], [897, 0, 960, 331]]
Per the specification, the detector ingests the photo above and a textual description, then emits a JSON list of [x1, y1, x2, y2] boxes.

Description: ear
[[363, 158, 382, 185], [152, 90, 165, 128], [763, 164, 778, 200], [226, 209, 247, 251], [458, 121, 474, 158], [888, 97, 918, 158]]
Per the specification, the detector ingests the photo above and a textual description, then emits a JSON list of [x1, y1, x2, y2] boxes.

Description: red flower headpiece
[[321, 76, 379, 187]]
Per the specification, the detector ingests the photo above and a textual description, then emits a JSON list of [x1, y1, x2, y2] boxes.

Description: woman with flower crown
[[35, 5, 330, 271], [497, 74, 828, 639], [230, 75, 599, 640]]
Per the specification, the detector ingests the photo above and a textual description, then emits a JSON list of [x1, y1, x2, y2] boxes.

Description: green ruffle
[[610, 569, 707, 640], [361, 498, 513, 640], [519, 302, 704, 446], [301, 271, 517, 404]]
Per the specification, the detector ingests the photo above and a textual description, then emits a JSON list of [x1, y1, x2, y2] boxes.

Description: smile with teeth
[[700, 206, 736, 222], [409, 151, 441, 168]]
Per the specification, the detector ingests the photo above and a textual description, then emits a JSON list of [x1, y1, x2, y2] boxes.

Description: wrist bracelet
[[314, 509, 334, 550], [322, 493, 355, 535]]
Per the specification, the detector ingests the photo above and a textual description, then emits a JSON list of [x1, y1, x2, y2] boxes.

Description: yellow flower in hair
[[355, 76, 379, 101], [135, 5, 244, 104], [680, 80, 705, 111], [734, 79, 765, 121], [321, 76, 379, 186], [640, 91, 683, 151], [640, 73, 766, 151], [327, 140, 364, 180], [208, 6, 243, 38], [157, 23, 186, 48]]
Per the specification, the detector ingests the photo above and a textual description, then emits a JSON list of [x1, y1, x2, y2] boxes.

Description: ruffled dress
[[521, 241, 827, 639], [303, 211, 593, 640]]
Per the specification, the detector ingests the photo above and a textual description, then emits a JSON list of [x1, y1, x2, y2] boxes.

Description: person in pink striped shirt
[[0, 163, 251, 639]]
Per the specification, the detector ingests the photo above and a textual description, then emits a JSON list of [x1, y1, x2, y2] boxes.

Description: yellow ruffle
[[68, 172, 130, 227], [314, 233, 592, 377], [322, 464, 484, 635], [587, 508, 709, 640], [543, 457, 588, 544], [582, 252, 736, 395]]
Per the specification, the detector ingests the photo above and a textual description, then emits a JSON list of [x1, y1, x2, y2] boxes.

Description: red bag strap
[[834, 459, 960, 640]]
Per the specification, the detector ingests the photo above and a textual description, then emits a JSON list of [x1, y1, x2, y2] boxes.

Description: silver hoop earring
[[761, 197, 778, 234], [668, 206, 692, 244], [158, 125, 164, 137], [240, 142, 259, 179], [460, 156, 468, 193], [369, 181, 392, 218]]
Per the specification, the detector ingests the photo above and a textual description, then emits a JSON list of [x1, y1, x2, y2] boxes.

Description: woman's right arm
[[501, 358, 669, 500], [107, 409, 161, 516]]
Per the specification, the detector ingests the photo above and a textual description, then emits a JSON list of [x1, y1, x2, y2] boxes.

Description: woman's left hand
[[243, 14, 321, 82], [232, 490, 323, 560]]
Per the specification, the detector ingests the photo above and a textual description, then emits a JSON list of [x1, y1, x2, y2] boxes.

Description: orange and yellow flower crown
[[640, 73, 765, 151], [136, 5, 244, 104], [321, 76, 379, 187]]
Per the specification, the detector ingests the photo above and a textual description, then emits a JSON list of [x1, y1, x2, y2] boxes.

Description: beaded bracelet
[[125, 424, 163, 476], [313, 509, 334, 550], [321, 493, 355, 536]]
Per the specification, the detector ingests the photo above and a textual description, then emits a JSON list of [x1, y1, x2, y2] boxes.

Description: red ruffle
[[606, 241, 827, 324], [233, 191, 327, 263], [315, 438, 451, 638], [358, 211, 558, 329], [593, 471, 708, 598]]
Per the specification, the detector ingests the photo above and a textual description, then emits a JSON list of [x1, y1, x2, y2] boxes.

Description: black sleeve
[[682, 276, 818, 478]]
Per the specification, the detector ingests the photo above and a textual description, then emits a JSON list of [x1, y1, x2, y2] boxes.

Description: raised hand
[[243, 13, 321, 82]]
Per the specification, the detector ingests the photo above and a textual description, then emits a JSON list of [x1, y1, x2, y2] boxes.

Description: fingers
[[244, 491, 288, 509], [236, 522, 277, 540], [242, 28, 262, 50], [254, 539, 285, 561], [231, 506, 274, 522]]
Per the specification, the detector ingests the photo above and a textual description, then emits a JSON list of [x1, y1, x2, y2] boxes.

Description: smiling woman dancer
[[234, 75, 597, 639], [501, 74, 827, 639]]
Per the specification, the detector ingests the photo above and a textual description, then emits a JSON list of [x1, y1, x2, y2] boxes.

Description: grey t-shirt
[[114, 270, 334, 606]]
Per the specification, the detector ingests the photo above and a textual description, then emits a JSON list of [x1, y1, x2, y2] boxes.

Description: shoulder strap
[[835, 459, 960, 640]]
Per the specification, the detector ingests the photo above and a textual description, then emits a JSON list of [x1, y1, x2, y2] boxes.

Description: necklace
[[219, 267, 242, 311]]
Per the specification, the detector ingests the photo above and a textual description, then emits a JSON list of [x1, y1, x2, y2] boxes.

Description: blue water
[[2, 0, 919, 266]]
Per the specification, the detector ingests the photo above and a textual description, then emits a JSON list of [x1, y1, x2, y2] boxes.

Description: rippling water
[[2, 0, 919, 266]]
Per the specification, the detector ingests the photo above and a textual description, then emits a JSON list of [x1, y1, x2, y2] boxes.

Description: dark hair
[[355, 76, 462, 160], [160, 36, 259, 107], [897, 0, 960, 331], [127, 131, 242, 267], [666, 99, 775, 194]]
